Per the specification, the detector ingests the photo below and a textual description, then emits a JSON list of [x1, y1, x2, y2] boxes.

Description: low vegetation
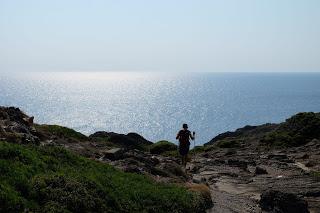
[[0, 141, 207, 213], [261, 112, 320, 147], [35, 124, 88, 142], [149, 140, 177, 155], [216, 139, 241, 148]]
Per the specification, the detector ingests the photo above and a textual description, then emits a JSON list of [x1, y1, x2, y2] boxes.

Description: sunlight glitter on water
[[1, 72, 320, 146]]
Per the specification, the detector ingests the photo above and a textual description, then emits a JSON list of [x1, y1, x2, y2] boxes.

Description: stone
[[267, 154, 289, 161], [305, 161, 316, 167], [103, 148, 124, 161], [157, 161, 187, 178], [192, 176, 206, 184], [255, 166, 268, 175], [259, 190, 309, 213], [298, 153, 309, 159]]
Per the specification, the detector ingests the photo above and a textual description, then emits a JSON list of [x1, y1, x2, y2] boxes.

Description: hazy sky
[[1, 0, 320, 72]]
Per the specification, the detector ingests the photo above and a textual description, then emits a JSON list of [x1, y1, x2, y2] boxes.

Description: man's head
[[183, 123, 188, 130]]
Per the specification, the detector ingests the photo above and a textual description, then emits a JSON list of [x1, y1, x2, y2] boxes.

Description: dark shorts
[[179, 142, 190, 156]]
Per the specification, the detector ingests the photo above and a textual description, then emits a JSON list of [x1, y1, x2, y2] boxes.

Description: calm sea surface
[[1, 72, 320, 146]]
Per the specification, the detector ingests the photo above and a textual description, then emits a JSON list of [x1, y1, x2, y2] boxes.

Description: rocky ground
[[189, 113, 320, 213], [1, 106, 319, 213], [188, 143, 320, 213]]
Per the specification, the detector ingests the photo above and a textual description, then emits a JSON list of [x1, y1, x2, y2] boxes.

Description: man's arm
[[176, 131, 180, 140]]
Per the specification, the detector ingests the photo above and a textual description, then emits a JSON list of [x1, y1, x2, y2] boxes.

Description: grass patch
[[149, 141, 177, 155], [261, 112, 320, 147], [0, 141, 207, 213], [35, 125, 88, 141]]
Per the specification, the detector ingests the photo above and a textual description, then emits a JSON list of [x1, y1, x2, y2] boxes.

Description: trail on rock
[[188, 146, 320, 213]]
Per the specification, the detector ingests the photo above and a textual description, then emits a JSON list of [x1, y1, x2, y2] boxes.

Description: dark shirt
[[176, 129, 193, 145]]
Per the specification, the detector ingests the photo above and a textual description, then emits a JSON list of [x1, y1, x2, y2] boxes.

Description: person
[[176, 123, 195, 167]]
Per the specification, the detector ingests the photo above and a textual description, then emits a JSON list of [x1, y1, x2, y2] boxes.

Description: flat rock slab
[[103, 148, 124, 161]]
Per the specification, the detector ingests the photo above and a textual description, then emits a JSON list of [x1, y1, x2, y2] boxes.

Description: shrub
[[0, 182, 26, 213], [0, 141, 207, 212], [30, 175, 109, 212], [186, 184, 213, 209], [149, 141, 177, 154], [261, 112, 320, 147], [35, 125, 88, 141]]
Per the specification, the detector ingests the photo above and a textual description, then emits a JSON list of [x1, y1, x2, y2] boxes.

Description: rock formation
[[1, 106, 319, 212]]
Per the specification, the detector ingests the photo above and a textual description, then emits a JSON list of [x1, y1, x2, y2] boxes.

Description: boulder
[[255, 166, 268, 175], [305, 161, 316, 167], [192, 176, 207, 184], [157, 161, 187, 178], [103, 148, 124, 161], [0, 107, 39, 144], [259, 190, 309, 213]]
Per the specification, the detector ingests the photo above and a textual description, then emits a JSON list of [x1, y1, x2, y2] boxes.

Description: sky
[[0, 0, 320, 72]]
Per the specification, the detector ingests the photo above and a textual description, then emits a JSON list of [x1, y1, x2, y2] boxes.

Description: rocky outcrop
[[0, 106, 214, 211], [102, 148, 187, 183], [0, 107, 39, 144], [193, 112, 320, 212], [254, 166, 268, 175], [205, 125, 257, 145], [103, 148, 125, 160], [260, 190, 309, 213], [89, 131, 152, 150], [2, 106, 320, 212], [205, 124, 277, 146]]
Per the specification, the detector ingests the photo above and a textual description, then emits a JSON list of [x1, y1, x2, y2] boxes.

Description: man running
[[176, 123, 195, 167]]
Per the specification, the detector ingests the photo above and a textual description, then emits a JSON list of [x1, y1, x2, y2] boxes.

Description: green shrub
[[261, 112, 320, 147], [30, 175, 109, 212], [0, 182, 26, 213], [35, 125, 88, 141], [0, 141, 207, 212], [149, 141, 177, 155]]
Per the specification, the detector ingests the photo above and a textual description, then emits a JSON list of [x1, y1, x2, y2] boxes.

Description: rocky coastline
[[1, 106, 319, 213]]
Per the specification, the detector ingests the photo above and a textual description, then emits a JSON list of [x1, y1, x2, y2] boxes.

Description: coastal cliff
[[0, 106, 319, 213]]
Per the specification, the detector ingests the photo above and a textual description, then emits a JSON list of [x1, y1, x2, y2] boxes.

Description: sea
[[1, 72, 320, 146]]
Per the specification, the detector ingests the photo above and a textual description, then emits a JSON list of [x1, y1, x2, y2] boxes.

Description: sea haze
[[1, 72, 320, 146]]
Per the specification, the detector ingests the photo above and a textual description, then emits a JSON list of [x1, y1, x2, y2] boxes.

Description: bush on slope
[[0, 141, 207, 213]]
